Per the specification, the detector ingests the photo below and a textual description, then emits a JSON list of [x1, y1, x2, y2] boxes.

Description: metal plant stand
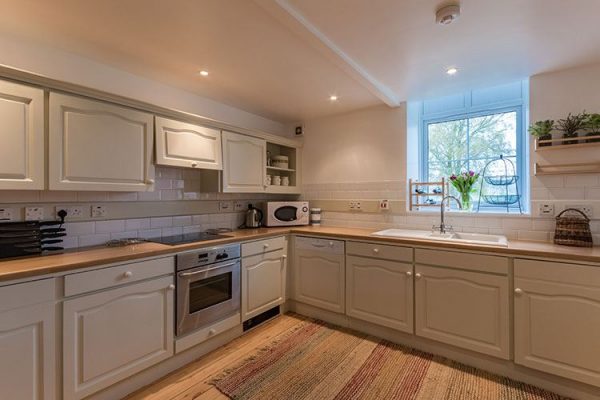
[[477, 155, 523, 214]]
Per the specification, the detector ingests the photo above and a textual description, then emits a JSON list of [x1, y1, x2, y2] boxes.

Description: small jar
[[310, 208, 322, 225], [273, 175, 281, 186], [281, 176, 290, 186]]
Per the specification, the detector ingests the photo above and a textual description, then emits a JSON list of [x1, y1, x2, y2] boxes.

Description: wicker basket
[[553, 208, 593, 247]]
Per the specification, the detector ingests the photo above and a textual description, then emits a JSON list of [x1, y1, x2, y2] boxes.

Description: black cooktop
[[151, 232, 230, 245]]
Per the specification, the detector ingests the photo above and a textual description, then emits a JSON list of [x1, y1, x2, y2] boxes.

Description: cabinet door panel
[[0, 302, 55, 400], [63, 276, 173, 400], [346, 256, 413, 332], [293, 249, 345, 313], [49, 93, 154, 191], [514, 259, 600, 386], [415, 265, 509, 359], [0, 80, 44, 189], [242, 250, 286, 321], [155, 116, 222, 170], [222, 131, 265, 193]]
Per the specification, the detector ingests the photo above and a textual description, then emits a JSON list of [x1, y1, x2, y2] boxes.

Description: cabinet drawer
[[64, 257, 174, 296], [347, 241, 412, 262], [242, 236, 286, 257], [0, 278, 55, 313], [295, 236, 344, 255], [515, 258, 600, 286], [415, 248, 508, 275]]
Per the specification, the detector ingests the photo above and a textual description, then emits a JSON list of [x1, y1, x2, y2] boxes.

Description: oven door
[[176, 260, 240, 336]]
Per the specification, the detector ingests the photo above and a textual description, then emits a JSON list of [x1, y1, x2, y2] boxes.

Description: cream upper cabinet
[[514, 259, 600, 387], [242, 249, 287, 321], [346, 256, 414, 333], [155, 116, 222, 170], [63, 276, 174, 400], [293, 237, 345, 313], [0, 279, 56, 400], [0, 80, 44, 190], [415, 264, 510, 359], [49, 93, 155, 191], [222, 130, 266, 193]]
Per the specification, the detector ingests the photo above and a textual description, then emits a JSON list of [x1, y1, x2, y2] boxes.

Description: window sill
[[406, 209, 532, 218]]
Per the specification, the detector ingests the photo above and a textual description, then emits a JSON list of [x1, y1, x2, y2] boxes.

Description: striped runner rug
[[211, 316, 569, 400]]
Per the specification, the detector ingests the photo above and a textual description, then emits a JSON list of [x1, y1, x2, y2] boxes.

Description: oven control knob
[[302, 206, 308, 212]]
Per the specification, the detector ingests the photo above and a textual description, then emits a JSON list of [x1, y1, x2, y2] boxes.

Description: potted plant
[[449, 171, 480, 212], [556, 112, 587, 145], [528, 120, 554, 147], [584, 113, 600, 143]]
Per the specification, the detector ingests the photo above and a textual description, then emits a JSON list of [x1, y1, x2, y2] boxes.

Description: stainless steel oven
[[176, 244, 241, 337]]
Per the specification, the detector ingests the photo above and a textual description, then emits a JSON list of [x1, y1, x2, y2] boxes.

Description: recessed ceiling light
[[199, 70, 209, 76], [329, 95, 338, 101], [436, 4, 460, 25], [446, 67, 458, 76]]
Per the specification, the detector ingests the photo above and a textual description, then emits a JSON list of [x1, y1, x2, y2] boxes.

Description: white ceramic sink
[[372, 229, 508, 247]]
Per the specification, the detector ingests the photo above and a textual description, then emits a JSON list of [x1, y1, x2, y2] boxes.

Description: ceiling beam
[[255, 0, 401, 107]]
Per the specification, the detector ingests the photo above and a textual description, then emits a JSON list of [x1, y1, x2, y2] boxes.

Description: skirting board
[[288, 300, 600, 400]]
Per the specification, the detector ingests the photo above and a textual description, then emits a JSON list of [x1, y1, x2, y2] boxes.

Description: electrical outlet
[[565, 204, 593, 218], [0, 207, 15, 221], [25, 207, 44, 221], [234, 201, 246, 211], [56, 206, 87, 220], [538, 203, 555, 217], [91, 205, 107, 218], [219, 201, 232, 212], [349, 201, 362, 210], [379, 199, 390, 210]]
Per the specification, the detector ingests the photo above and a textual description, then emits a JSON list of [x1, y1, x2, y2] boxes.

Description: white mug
[[266, 174, 272, 185], [281, 176, 290, 186], [273, 175, 281, 186]]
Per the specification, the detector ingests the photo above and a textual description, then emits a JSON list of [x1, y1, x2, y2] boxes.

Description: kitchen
[[0, 1, 599, 399]]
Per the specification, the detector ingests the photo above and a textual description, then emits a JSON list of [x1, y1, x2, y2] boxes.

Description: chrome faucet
[[433, 195, 462, 234]]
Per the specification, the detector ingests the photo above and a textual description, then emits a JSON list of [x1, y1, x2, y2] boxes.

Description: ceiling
[[0, 0, 599, 123]]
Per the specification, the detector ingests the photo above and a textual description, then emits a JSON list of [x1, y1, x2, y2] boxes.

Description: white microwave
[[261, 201, 309, 227]]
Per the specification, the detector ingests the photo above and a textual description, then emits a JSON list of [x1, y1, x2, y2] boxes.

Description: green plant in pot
[[556, 112, 587, 145], [584, 113, 600, 143], [528, 120, 554, 147]]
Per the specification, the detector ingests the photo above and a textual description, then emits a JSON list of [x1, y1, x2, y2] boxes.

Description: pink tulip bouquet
[[449, 171, 480, 211]]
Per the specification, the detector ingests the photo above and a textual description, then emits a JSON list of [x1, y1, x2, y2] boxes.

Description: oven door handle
[[178, 262, 237, 277]]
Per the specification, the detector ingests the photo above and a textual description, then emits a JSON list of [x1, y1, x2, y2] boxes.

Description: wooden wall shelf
[[534, 162, 600, 176], [535, 135, 600, 151]]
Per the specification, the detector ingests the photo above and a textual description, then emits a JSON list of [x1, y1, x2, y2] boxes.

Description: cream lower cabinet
[[0, 279, 56, 400], [155, 116, 222, 170], [346, 256, 414, 333], [293, 237, 345, 313], [63, 276, 174, 400], [0, 80, 44, 190], [221, 130, 266, 193], [242, 249, 287, 321], [49, 93, 155, 191], [415, 264, 510, 359], [514, 259, 600, 387]]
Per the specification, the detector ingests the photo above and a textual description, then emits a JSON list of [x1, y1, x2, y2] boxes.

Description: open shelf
[[265, 141, 300, 194], [534, 162, 600, 176], [267, 166, 296, 172], [535, 134, 600, 151]]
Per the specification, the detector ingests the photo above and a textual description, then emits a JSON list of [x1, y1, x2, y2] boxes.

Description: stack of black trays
[[0, 221, 65, 260]]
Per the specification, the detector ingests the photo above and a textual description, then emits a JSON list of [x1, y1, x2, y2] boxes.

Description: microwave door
[[274, 206, 298, 222]]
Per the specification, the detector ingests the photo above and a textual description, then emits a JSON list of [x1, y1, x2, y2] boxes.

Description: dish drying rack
[[409, 178, 449, 211]]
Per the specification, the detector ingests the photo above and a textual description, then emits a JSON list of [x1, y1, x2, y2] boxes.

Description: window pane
[[469, 112, 517, 162], [427, 118, 468, 181]]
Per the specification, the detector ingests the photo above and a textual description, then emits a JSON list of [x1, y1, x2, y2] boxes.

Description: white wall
[[0, 33, 285, 135], [302, 104, 406, 184], [301, 63, 600, 243]]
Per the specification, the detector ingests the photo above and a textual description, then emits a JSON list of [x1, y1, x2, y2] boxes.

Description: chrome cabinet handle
[[178, 262, 236, 277]]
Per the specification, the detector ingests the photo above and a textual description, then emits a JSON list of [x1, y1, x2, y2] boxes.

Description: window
[[410, 81, 528, 213]]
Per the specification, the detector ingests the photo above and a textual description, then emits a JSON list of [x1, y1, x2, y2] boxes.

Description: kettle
[[245, 204, 263, 228]]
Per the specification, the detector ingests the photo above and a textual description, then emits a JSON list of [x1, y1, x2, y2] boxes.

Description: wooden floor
[[126, 314, 302, 400]]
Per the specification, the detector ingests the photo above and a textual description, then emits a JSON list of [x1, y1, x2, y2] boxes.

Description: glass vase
[[460, 192, 473, 212]]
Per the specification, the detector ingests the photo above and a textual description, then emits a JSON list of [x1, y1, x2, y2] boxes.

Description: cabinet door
[[155, 116, 222, 170], [346, 256, 413, 333], [63, 276, 174, 400], [415, 265, 509, 359], [0, 302, 56, 400], [49, 93, 155, 191], [242, 250, 286, 321], [293, 248, 345, 313], [0, 80, 44, 189], [222, 130, 265, 193], [514, 259, 600, 387]]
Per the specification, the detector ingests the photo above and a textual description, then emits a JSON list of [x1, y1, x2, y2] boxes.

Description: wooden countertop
[[0, 225, 598, 283]]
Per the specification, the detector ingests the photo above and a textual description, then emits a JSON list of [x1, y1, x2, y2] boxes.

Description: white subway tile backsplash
[[77, 191, 109, 202], [160, 190, 183, 201], [110, 231, 139, 240], [108, 192, 138, 201], [564, 175, 599, 188], [155, 179, 172, 190], [65, 221, 95, 236], [78, 233, 111, 247], [162, 227, 183, 236], [125, 218, 151, 231], [0, 190, 41, 203], [137, 191, 161, 201], [151, 217, 173, 228], [39, 191, 78, 202], [95, 219, 125, 234], [138, 229, 162, 239], [172, 215, 192, 226]]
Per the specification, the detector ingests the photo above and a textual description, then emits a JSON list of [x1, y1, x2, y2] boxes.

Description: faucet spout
[[437, 195, 463, 234]]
